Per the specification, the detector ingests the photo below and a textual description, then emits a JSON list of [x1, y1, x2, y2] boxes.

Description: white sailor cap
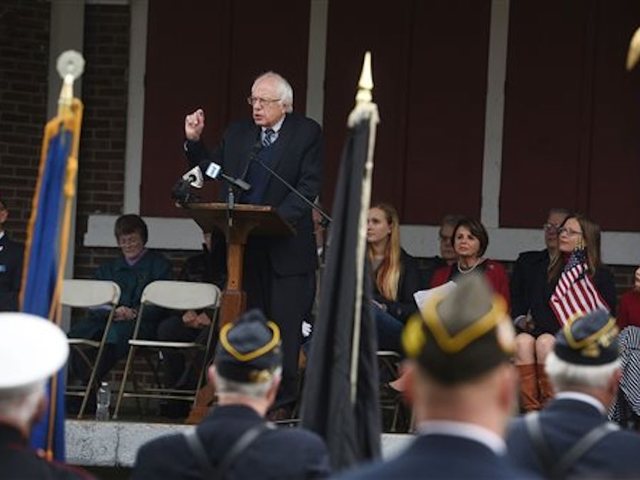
[[0, 313, 69, 397]]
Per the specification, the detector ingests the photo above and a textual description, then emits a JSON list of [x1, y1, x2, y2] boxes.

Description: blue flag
[[23, 124, 73, 461]]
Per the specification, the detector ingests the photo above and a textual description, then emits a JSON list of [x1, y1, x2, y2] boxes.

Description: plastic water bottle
[[96, 382, 111, 421]]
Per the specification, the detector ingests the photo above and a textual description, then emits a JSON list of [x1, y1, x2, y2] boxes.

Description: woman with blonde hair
[[367, 202, 419, 353], [514, 213, 616, 412]]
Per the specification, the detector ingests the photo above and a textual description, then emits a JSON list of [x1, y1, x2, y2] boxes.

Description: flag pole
[[46, 51, 84, 461], [348, 52, 380, 403]]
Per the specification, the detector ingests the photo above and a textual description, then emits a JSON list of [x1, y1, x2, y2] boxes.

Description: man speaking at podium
[[182, 71, 323, 418]]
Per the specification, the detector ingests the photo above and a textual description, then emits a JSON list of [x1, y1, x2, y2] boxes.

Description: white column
[[480, 0, 510, 228], [48, 0, 85, 330], [123, 0, 149, 214], [305, 0, 329, 125]]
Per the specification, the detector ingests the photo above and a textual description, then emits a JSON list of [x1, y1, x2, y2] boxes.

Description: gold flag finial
[[356, 51, 373, 104], [348, 52, 379, 128], [626, 27, 640, 71], [56, 50, 85, 114]]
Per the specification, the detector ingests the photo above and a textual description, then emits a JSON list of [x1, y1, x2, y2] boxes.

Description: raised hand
[[184, 108, 205, 141]]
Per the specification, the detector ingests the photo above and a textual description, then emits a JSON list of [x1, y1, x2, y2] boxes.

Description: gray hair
[[546, 351, 620, 390], [214, 367, 282, 399], [548, 207, 571, 218], [0, 383, 44, 427], [440, 214, 465, 229], [252, 71, 293, 113]]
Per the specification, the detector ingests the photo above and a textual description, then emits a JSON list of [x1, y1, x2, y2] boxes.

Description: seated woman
[[514, 213, 616, 412], [68, 214, 172, 386], [367, 203, 420, 353], [430, 217, 510, 308], [617, 266, 640, 330]]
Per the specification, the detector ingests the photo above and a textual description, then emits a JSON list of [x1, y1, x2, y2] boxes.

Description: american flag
[[549, 248, 610, 326]]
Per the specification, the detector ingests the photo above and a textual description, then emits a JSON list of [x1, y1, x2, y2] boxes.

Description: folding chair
[[63, 279, 121, 419], [377, 350, 409, 432], [113, 281, 221, 419]]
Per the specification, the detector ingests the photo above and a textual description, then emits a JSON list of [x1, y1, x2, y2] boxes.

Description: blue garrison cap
[[215, 309, 282, 383], [554, 309, 619, 366]]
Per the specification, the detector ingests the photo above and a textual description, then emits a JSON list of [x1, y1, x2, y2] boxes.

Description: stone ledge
[[66, 420, 413, 467]]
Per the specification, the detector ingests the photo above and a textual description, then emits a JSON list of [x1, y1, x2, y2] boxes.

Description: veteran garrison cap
[[215, 309, 282, 383], [554, 309, 619, 365], [402, 274, 515, 385], [0, 313, 69, 397]]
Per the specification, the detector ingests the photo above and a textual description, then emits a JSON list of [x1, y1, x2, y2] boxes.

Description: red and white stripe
[[549, 262, 609, 326]]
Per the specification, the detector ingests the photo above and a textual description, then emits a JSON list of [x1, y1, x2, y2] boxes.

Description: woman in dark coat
[[68, 214, 172, 383], [514, 213, 616, 412]]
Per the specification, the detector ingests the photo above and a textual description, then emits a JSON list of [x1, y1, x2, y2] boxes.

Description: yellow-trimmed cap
[[215, 309, 282, 383], [555, 310, 619, 365], [402, 274, 514, 384]]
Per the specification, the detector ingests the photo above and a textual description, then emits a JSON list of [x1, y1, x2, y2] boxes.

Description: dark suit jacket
[[0, 424, 92, 480], [0, 233, 24, 311], [507, 397, 640, 478], [337, 434, 532, 480], [510, 249, 549, 319], [132, 405, 330, 480], [185, 112, 323, 277]]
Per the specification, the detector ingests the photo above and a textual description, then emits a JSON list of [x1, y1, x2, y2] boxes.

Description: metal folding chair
[[377, 350, 408, 432], [63, 279, 121, 419], [113, 280, 221, 419]]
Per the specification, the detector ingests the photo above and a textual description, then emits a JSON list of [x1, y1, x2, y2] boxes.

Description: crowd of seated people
[[62, 207, 635, 417], [7, 203, 640, 479]]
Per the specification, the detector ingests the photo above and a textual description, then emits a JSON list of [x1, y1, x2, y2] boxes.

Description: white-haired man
[[182, 72, 323, 418], [507, 309, 640, 478], [133, 309, 330, 479], [0, 313, 92, 479]]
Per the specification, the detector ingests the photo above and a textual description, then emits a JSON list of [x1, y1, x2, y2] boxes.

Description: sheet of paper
[[413, 281, 457, 310]]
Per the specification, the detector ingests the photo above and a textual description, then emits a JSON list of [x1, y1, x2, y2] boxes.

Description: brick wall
[[0, 1, 50, 240], [72, 4, 130, 279]]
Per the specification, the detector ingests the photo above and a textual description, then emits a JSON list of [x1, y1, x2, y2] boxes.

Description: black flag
[[300, 114, 381, 471]]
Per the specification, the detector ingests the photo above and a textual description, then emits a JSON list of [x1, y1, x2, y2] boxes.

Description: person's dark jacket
[[0, 424, 93, 479], [372, 249, 420, 323], [133, 405, 330, 479], [0, 233, 24, 311], [507, 397, 640, 478]]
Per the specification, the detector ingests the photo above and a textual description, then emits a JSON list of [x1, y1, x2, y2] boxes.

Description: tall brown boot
[[517, 364, 541, 412], [537, 363, 554, 406]]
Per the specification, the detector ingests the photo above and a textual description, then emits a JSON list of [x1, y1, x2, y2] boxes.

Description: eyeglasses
[[557, 227, 583, 237], [543, 223, 559, 233], [246, 96, 281, 107], [118, 235, 143, 247]]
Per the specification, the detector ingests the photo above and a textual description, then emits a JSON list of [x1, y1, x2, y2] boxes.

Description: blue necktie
[[262, 128, 276, 147]]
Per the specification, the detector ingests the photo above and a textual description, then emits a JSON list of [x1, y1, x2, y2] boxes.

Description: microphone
[[182, 160, 251, 192], [172, 177, 199, 204]]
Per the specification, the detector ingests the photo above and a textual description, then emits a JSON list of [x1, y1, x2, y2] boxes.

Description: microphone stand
[[226, 184, 235, 228], [222, 175, 250, 228], [252, 157, 332, 227]]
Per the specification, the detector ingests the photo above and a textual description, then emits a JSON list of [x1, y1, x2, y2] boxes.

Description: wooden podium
[[182, 202, 294, 423]]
